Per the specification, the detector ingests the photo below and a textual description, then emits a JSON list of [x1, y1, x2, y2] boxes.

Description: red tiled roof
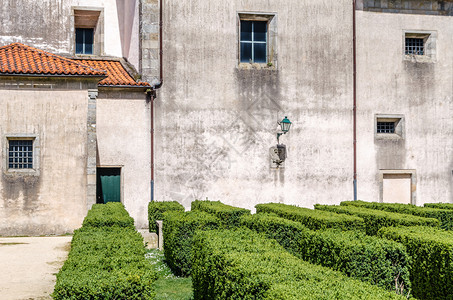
[[0, 43, 150, 87], [79, 59, 150, 87], [0, 43, 106, 76]]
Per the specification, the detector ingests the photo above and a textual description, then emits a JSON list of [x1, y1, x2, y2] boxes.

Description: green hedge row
[[53, 204, 156, 299], [379, 226, 453, 300], [341, 200, 453, 230], [240, 213, 411, 294], [192, 228, 405, 300], [315, 204, 440, 235], [148, 201, 185, 232], [191, 200, 250, 228], [424, 202, 453, 210], [255, 203, 365, 231], [82, 202, 135, 228], [162, 210, 220, 276]]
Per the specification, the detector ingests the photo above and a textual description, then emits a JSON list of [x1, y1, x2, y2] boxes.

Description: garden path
[[0, 236, 71, 300]]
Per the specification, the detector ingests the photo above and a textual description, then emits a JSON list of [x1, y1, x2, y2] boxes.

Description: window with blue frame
[[75, 28, 94, 54], [240, 20, 267, 63]]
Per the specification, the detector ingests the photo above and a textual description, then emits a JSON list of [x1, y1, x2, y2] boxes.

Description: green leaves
[[379, 226, 453, 300], [315, 204, 440, 235], [255, 202, 365, 231], [53, 205, 157, 299], [240, 213, 411, 294], [163, 211, 221, 277], [191, 200, 251, 228], [148, 201, 185, 232], [191, 228, 405, 300]]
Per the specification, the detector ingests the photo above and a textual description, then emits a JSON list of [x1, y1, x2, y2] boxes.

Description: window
[[73, 9, 102, 55], [375, 114, 404, 139], [377, 122, 395, 134], [405, 37, 424, 55], [403, 31, 436, 62], [4, 134, 39, 175], [75, 28, 94, 54], [238, 13, 276, 67], [8, 140, 33, 169], [240, 21, 267, 63]]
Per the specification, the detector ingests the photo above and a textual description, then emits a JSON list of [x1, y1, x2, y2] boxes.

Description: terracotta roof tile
[[79, 59, 150, 87], [0, 43, 106, 76]]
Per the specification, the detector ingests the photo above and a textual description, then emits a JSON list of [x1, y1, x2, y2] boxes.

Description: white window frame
[[379, 170, 416, 205]]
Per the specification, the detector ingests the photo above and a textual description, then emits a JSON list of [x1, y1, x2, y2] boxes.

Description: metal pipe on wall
[[352, 0, 358, 201]]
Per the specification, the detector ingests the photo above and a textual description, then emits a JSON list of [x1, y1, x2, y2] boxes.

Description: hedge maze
[[55, 200, 453, 299]]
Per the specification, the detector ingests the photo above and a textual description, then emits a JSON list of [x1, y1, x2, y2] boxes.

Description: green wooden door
[[97, 168, 121, 204]]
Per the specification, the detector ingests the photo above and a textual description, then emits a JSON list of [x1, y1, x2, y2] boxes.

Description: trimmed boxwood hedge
[[82, 202, 135, 228], [424, 202, 453, 210], [163, 210, 221, 276], [53, 205, 156, 299], [192, 228, 405, 300], [379, 226, 453, 300], [191, 200, 250, 228], [315, 204, 440, 235], [341, 200, 453, 230], [148, 201, 185, 232], [240, 213, 411, 294], [255, 202, 365, 231]]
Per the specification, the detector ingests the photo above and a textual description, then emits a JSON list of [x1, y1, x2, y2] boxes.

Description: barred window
[[405, 38, 424, 55], [377, 122, 395, 134], [8, 140, 33, 169]]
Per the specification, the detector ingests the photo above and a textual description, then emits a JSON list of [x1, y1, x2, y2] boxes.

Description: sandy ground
[[0, 236, 72, 300]]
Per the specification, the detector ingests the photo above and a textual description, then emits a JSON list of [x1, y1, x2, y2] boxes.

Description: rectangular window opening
[[75, 28, 94, 55], [240, 20, 268, 63], [377, 121, 396, 134], [405, 37, 424, 55], [8, 140, 33, 169]]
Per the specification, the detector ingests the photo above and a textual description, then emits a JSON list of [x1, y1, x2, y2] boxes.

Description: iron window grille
[[75, 28, 94, 54], [8, 140, 33, 169], [377, 122, 395, 134], [405, 38, 424, 55], [240, 20, 267, 63]]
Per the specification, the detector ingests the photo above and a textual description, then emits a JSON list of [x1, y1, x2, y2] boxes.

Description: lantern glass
[[280, 116, 292, 133]]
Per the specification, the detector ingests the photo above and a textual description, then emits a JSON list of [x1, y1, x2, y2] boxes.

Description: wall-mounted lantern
[[277, 116, 292, 144]]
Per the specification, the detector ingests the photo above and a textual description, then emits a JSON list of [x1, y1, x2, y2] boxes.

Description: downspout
[[149, 0, 164, 202], [352, 0, 358, 200]]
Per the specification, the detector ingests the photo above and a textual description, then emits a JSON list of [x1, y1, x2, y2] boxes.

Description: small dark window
[[240, 21, 267, 63], [377, 122, 395, 133], [8, 140, 33, 169], [75, 28, 94, 54], [405, 38, 424, 55]]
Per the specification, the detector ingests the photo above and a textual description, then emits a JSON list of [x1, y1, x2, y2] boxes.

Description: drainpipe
[[352, 0, 358, 200], [149, 0, 164, 202]]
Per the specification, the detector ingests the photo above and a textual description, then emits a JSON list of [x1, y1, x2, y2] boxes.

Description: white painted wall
[[96, 91, 151, 228], [155, 0, 354, 211], [356, 11, 453, 205]]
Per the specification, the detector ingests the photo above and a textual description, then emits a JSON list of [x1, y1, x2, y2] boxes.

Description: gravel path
[[0, 236, 72, 300]]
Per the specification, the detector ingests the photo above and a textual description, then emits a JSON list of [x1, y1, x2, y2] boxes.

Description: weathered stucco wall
[[356, 11, 453, 204], [154, 0, 354, 210], [96, 90, 151, 228], [0, 0, 135, 63], [0, 82, 90, 235]]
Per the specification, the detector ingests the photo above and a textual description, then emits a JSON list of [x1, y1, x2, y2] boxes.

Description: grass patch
[[146, 249, 193, 300]]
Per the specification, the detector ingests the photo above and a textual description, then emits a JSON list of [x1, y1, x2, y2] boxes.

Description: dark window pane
[[254, 22, 267, 42], [84, 28, 94, 54], [254, 43, 267, 63], [240, 21, 252, 41], [75, 28, 84, 54], [240, 43, 252, 63]]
